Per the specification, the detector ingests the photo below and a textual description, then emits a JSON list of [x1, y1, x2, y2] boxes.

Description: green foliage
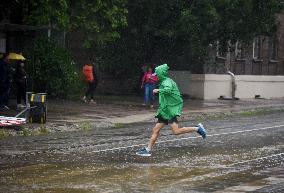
[[24, 0, 69, 30], [98, 0, 283, 76], [39, 127, 50, 135], [18, 128, 32, 136], [211, 0, 283, 48], [0, 130, 10, 139], [26, 38, 80, 98], [17, 127, 50, 137], [24, 0, 128, 46], [4, 0, 283, 91], [79, 121, 93, 132], [114, 123, 124, 128]]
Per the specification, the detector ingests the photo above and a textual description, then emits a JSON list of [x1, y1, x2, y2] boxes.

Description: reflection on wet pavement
[[0, 112, 284, 192]]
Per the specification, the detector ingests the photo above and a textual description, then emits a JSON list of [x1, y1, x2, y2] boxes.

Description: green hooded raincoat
[[155, 64, 183, 120]]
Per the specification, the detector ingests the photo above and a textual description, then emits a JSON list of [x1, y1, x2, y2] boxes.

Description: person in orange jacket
[[82, 63, 98, 104]]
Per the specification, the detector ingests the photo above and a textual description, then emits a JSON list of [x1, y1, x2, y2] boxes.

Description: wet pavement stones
[[1, 96, 284, 136]]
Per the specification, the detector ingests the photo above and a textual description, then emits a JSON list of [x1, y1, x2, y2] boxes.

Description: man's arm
[[153, 80, 172, 94]]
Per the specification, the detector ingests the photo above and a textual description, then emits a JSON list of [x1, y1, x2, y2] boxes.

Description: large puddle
[[1, 113, 284, 192], [1, 143, 283, 192]]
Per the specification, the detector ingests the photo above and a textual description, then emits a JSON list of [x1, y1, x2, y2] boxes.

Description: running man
[[136, 64, 207, 157]]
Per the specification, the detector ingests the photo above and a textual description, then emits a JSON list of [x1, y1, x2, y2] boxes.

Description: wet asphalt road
[[0, 112, 284, 192]]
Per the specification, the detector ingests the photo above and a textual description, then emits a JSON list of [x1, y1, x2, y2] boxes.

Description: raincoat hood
[[155, 63, 169, 81]]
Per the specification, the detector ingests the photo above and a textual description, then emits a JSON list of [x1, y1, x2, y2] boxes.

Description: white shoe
[[136, 147, 152, 157], [81, 96, 87, 103], [89, 99, 96, 104]]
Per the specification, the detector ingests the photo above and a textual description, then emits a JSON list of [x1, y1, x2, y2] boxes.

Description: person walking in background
[[141, 65, 158, 108], [0, 53, 12, 111], [136, 64, 207, 157], [14, 60, 27, 108], [82, 63, 98, 104]]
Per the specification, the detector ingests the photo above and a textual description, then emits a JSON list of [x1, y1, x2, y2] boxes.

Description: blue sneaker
[[136, 147, 151, 157], [197, 123, 207, 139]]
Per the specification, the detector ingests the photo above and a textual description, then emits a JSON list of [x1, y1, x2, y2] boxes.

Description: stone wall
[[170, 71, 284, 100]]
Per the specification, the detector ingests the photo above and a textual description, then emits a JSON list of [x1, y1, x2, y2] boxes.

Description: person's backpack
[[82, 64, 94, 82]]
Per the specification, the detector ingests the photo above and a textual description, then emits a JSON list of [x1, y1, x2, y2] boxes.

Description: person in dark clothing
[[14, 60, 27, 108], [82, 63, 98, 104], [0, 53, 12, 111]]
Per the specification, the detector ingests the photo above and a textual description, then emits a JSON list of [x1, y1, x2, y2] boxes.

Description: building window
[[216, 40, 226, 58], [253, 37, 260, 59], [235, 41, 245, 59], [268, 35, 277, 60], [253, 36, 261, 59]]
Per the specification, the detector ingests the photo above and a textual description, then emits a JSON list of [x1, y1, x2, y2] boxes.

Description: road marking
[[207, 124, 284, 137], [90, 124, 284, 153], [227, 152, 284, 166]]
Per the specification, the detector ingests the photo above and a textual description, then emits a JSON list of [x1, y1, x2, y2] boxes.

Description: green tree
[[211, 0, 283, 50], [23, 0, 128, 46], [98, 0, 283, 77], [26, 38, 79, 98]]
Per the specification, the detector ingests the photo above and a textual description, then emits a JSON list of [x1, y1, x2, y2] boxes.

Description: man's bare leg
[[170, 122, 198, 135], [136, 123, 165, 156], [147, 123, 165, 151], [137, 122, 206, 156]]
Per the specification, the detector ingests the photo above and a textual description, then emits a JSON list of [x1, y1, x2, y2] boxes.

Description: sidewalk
[[47, 96, 284, 127], [1, 96, 284, 132]]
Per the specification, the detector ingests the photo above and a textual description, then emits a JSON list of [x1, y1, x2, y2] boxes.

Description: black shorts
[[157, 116, 178, 125]]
